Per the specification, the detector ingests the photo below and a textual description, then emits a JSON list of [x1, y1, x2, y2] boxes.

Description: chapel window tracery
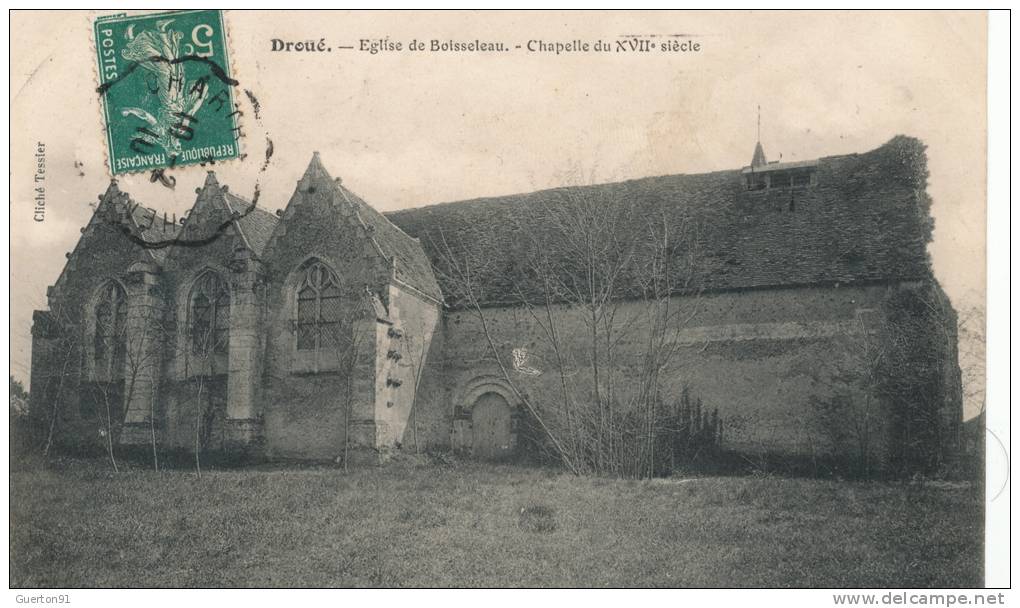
[[295, 260, 344, 352], [93, 281, 127, 380], [190, 271, 231, 357]]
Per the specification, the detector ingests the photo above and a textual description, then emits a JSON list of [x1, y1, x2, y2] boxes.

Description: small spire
[[751, 141, 767, 168], [300, 150, 333, 184], [95, 180, 123, 214], [750, 106, 767, 168]]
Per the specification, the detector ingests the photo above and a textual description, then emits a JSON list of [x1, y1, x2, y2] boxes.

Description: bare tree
[[180, 346, 217, 477], [953, 299, 985, 420], [185, 325, 221, 477], [881, 283, 961, 474], [85, 285, 131, 472], [32, 290, 145, 471], [802, 283, 962, 477], [397, 313, 434, 455], [953, 300, 985, 477], [89, 375, 123, 472], [181, 274, 231, 477], [335, 301, 368, 472], [298, 286, 373, 472], [802, 313, 888, 477], [34, 308, 84, 458], [121, 292, 167, 471], [430, 179, 706, 478]]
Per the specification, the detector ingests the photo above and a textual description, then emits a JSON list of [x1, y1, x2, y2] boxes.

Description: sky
[[9, 10, 987, 416]]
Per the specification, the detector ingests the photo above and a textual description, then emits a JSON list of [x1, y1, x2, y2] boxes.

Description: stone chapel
[[29, 136, 962, 469]]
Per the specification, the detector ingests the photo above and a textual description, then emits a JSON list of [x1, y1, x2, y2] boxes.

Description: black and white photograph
[[6, 8, 1007, 597]]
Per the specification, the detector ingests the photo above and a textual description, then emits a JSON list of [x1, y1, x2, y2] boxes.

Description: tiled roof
[[224, 192, 279, 257], [335, 184, 443, 303], [295, 154, 444, 303], [386, 136, 934, 308], [172, 173, 278, 259], [127, 202, 183, 263], [48, 182, 182, 300]]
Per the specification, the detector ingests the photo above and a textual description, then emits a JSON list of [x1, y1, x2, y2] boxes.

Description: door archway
[[471, 391, 513, 461]]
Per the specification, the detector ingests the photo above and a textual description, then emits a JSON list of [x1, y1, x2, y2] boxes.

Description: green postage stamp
[[94, 10, 240, 175]]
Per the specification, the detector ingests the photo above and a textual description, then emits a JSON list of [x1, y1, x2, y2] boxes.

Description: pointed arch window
[[190, 271, 230, 356], [93, 281, 127, 380], [296, 260, 343, 351]]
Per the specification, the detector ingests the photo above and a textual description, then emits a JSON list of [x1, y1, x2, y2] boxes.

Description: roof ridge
[[331, 181, 442, 301], [222, 187, 281, 257], [385, 150, 870, 216], [51, 183, 160, 298], [381, 172, 724, 215], [248, 204, 278, 218], [340, 184, 421, 243], [216, 186, 255, 253], [224, 190, 253, 209], [332, 181, 391, 265]]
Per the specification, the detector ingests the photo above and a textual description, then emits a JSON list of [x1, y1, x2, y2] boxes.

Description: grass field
[[9, 458, 983, 588]]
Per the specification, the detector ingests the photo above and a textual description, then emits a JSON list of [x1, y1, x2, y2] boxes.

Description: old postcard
[[8, 9, 996, 592]]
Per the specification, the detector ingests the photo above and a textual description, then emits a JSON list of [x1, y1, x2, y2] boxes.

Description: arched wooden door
[[471, 392, 513, 461]]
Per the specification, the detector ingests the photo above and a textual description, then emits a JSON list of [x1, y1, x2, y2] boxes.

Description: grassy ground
[[9, 457, 983, 588]]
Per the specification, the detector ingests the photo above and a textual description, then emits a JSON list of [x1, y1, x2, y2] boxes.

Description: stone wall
[[159, 181, 262, 450], [28, 310, 89, 450], [419, 282, 906, 465], [372, 283, 441, 451], [257, 164, 395, 460], [31, 192, 161, 449]]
